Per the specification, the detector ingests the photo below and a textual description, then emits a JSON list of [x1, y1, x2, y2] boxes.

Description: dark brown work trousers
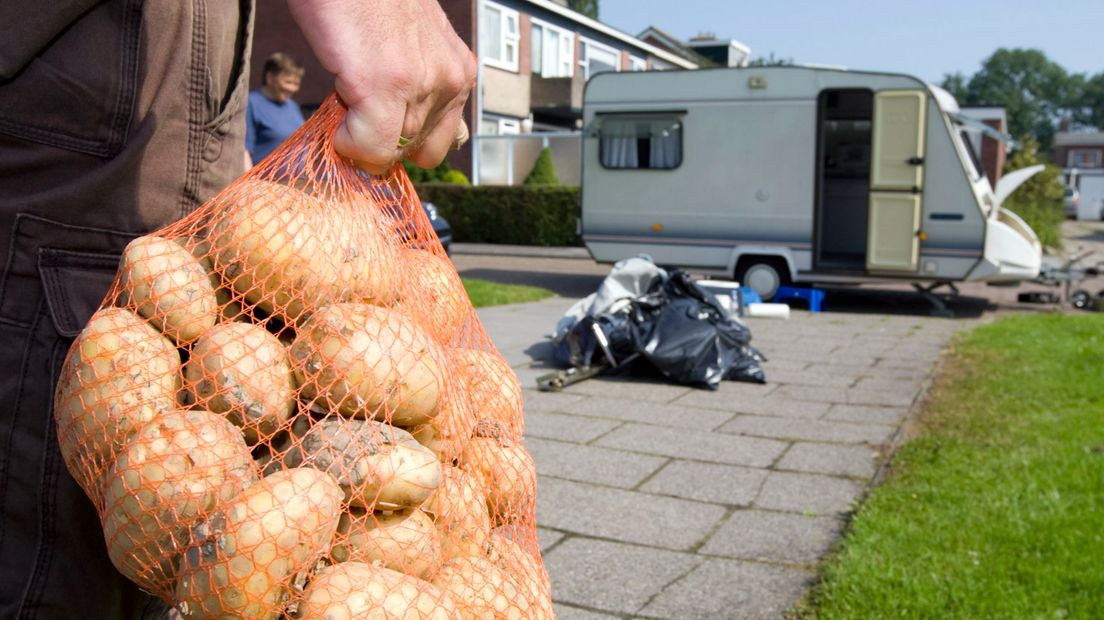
[[0, 2, 253, 617]]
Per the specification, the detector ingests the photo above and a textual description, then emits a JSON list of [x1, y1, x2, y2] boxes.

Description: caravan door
[[867, 90, 927, 272]]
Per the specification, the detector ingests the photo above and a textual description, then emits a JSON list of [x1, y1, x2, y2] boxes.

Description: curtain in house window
[[481, 7, 501, 61], [531, 24, 543, 75]]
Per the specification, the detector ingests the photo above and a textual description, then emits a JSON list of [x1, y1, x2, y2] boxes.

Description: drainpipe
[[472, 0, 484, 186]]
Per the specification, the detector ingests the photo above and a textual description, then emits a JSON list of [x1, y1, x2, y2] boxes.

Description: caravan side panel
[[583, 74, 817, 272]]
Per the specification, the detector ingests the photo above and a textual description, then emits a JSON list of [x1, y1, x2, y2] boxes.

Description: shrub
[[403, 160, 469, 184], [1001, 135, 1065, 250], [440, 169, 471, 185], [523, 148, 560, 186], [414, 184, 581, 246]]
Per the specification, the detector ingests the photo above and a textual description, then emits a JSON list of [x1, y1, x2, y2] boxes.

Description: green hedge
[[414, 183, 581, 246]]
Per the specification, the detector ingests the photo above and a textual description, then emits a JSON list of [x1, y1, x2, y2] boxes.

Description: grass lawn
[[462, 277, 554, 308], [800, 314, 1104, 619]]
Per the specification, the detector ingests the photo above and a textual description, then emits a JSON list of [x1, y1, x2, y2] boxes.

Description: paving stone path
[[476, 298, 967, 619]]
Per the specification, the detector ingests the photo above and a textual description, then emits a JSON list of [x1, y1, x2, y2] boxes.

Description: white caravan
[[580, 66, 1043, 299]]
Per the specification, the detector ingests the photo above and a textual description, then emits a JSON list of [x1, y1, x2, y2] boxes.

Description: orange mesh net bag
[[53, 95, 553, 619]]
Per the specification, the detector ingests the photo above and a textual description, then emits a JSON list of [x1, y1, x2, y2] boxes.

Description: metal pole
[[506, 138, 514, 186]]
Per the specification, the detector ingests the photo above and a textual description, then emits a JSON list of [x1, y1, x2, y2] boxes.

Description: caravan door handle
[[906, 156, 924, 165]]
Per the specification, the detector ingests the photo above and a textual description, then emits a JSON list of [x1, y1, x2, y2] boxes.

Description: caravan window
[[958, 130, 985, 180], [598, 116, 682, 170]]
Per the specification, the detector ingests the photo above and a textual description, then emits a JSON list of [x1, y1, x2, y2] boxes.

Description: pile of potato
[[54, 174, 551, 619]]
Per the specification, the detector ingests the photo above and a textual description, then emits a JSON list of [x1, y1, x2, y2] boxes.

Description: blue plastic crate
[[773, 286, 825, 312]]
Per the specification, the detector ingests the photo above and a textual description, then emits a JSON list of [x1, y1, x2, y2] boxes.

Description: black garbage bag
[[554, 265, 766, 389]]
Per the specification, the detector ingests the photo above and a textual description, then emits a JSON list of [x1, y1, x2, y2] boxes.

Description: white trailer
[[580, 66, 1043, 299]]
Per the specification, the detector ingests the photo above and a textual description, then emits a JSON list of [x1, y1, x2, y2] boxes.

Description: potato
[[434, 555, 536, 620], [177, 467, 343, 620], [54, 307, 181, 502], [333, 193, 401, 309], [102, 409, 256, 596], [450, 348, 523, 438], [423, 467, 491, 560], [330, 508, 442, 579], [120, 235, 219, 343], [460, 431, 537, 525], [297, 561, 458, 620], [291, 303, 445, 426], [186, 322, 296, 444], [410, 381, 475, 463], [209, 181, 398, 323], [278, 416, 441, 510], [395, 249, 469, 345], [486, 531, 553, 619], [187, 237, 247, 321]]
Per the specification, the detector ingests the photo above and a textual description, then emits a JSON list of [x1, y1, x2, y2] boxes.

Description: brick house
[[955, 106, 1009, 187], [250, 1, 702, 181], [1054, 131, 1104, 171], [638, 26, 750, 68], [445, 0, 706, 181]]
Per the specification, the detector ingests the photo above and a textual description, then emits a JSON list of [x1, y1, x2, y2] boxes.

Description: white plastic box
[[696, 279, 742, 317]]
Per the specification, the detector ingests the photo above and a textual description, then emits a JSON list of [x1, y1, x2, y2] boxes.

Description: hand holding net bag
[[53, 95, 552, 619]]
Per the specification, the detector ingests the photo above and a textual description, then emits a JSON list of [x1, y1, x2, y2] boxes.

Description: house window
[[481, 1, 519, 72], [531, 19, 574, 77], [1068, 148, 1102, 168], [629, 56, 647, 72], [598, 115, 682, 170], [579, 38, 620, 81]]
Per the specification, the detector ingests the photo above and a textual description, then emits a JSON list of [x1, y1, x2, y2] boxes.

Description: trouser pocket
[[0, 217, 167, 619]]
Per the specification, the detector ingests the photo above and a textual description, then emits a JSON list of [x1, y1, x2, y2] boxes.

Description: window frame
[[578, 37, 621, 81], [1068, 148, 1102, 169], [596, 112, 685, 171], [481, 1, 520, 72], [629, 56, 648, 72], [530, 17, 575, 78]]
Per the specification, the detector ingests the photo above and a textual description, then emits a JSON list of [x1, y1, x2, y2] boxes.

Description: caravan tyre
[[736, 257, 789, 301]]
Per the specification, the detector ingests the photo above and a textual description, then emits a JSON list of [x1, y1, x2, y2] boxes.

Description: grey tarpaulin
[[553, 257, 766, 389]]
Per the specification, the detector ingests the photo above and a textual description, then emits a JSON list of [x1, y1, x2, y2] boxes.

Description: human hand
[[288, 0, 476, 174]]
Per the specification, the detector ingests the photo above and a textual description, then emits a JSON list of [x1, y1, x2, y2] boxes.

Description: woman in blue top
[[246, 52, 307, 165]]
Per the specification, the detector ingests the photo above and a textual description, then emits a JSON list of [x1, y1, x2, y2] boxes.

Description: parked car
[[1064, 186, 1081, 218], [423, 201, 453, 254]]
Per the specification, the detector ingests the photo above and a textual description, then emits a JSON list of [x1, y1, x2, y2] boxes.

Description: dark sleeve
[[0, 1, 104, 79]]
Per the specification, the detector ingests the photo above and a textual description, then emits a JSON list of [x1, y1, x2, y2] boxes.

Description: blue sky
[[598, 0, 1103, 83]]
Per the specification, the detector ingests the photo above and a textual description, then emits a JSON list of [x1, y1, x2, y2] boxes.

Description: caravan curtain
[[599, 116, 681, 169], [649, 121, 681, 169], [600, 120, 639, 168]]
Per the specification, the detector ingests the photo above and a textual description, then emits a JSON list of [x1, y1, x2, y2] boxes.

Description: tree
[[1001, 135, 1066, 249], [1072, 72, 1104, 130], [568, 0, 598, 19], [748, 52, 794, 67], [939, 71, 969, 101], [946, 49, 1076, 151], [524, 147, 560, 186]]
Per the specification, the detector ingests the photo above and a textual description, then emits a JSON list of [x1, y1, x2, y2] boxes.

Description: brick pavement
[[476, 299, 967, 619], [460, 220, 1104, 618]]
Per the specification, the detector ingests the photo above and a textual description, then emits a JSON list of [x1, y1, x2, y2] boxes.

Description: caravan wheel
[[736, 257, 790, 301]]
